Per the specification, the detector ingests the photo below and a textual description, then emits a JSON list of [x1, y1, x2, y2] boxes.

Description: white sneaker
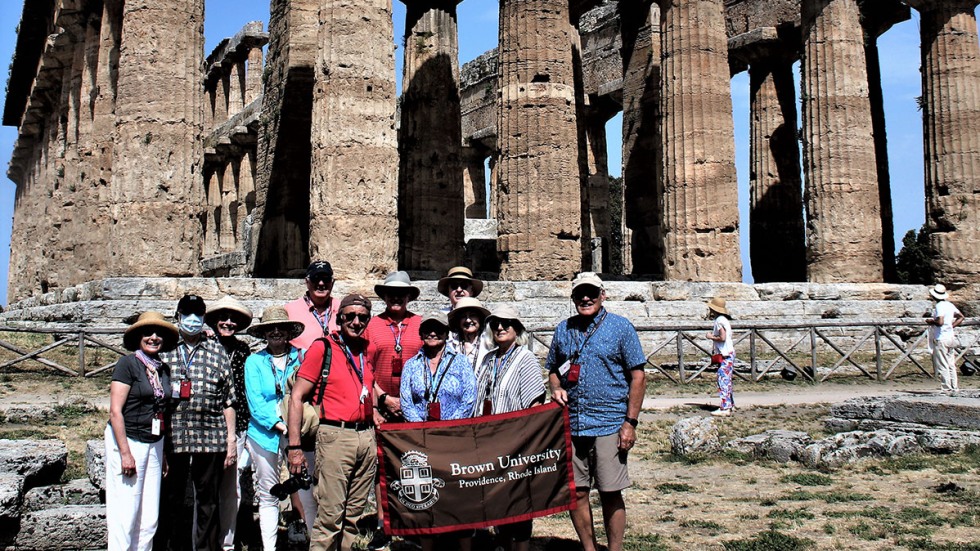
[[711, 408, 732, 417]]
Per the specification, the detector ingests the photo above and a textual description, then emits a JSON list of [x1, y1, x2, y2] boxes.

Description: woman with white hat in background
[[106, 311, 179, 551], [204, 295, 254, 551], [244, 307, 306, 550], [927, 284, 964, 392], [447, 296, 491, 371], [705, 297, 735, 417]]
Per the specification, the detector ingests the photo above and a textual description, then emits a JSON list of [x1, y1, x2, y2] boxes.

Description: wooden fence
[[2, 318, 978, 383]]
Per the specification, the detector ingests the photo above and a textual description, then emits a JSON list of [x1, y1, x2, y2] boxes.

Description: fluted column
[[398, 0, 465, 271], [461, 145, 488, 218], [910, 0, 980, 284], [309, 0, 398, 277], [745, 47, 805, 283], [230, 59, 246, 116], [109, 0, 204, 276], [801, 0, 883, 282], [620, 1, 660, 276], [497, 0, 583, 279], [658, 0, 741, 281], [245, 46, 263, 104]]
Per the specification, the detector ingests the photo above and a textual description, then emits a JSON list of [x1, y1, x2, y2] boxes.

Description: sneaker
[[367, 530, 391, 551], [710, 408, 732, 417]]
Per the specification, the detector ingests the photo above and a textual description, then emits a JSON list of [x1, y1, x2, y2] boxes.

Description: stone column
[[909, 0, 980, 284], [741, 42, 806, 283], [219, 159, 237, 251], [309, 0, 398, 277], [461, 145, 488, 218], [109, 0, 204, 276], [658, 0, 741, 281], [496, 0, 583, 279], [205, 168, 220, 256], [398, 0, 465, 271], [583, 108, 616, 273], [230, 59, 246, 117], [801, 0, 883, 282], [245, 46, 263, 104], [619, 1, 660, 276]]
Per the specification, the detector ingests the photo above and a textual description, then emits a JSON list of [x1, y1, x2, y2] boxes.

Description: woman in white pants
[[105, 311, 179, 551], [245, 307, 306, 550]]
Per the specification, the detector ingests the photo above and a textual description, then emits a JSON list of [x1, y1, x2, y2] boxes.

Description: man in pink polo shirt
[[285, 261, 342, 351]]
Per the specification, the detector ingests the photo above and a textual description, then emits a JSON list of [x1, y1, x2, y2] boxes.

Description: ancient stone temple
[[4, 0, 980, 303]]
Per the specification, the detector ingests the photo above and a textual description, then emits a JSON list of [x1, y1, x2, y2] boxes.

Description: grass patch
[[622, 533, 671, 551], [679, 519, 722, 532], [53, 402, 98, 421], [0, 428, 49, 439], [721, 530, 814, 551], [655, 482, 694, 494], [781, 473, 832, 486], [896, 538, 980, 550], [822, 490, 874, 503], [766, 508, 815, 522]]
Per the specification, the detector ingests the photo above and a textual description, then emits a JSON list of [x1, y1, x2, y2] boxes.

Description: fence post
[[749, 329, 757, 381], [874, 326, 882, 381], [677, 331, 685, 384], [810, 326, 817, 383], [78, 330, 86, 377]]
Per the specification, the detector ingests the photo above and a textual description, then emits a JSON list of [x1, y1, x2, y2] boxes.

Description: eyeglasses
[[341, 312, 370, 324], [421, 330, 447, 339], [489, 320, 515, 331], [572, 287, 601, 301], [141, 329, 162, 338], [449, 281, 472, 291]]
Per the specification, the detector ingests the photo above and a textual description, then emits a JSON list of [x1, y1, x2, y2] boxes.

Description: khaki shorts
[[571, 433, 630, 492]]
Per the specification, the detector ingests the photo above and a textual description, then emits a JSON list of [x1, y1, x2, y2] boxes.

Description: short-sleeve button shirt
[[161, 338, 235, 454], [545, 308, 646, 437]]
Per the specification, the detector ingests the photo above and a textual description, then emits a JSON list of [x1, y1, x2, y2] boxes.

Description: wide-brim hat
[[419, 310, 450, 334], [375, 271, 420, 301], [448, 297, 491, 328], [437, 266, 484, 298], [707, 297, 729, 316], [247, 306, 305, 340], [486, 304, 525, 332], [929, 284, 949, 301], [204, 295, 254, 330], [124, 311, 179, 352]]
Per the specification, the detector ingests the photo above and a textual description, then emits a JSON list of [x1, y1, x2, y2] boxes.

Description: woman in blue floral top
[[400, 310, 476, 551]]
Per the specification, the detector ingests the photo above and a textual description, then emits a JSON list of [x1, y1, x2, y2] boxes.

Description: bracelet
[[285, 445, 303, 451], [624, 417, 639, 427]]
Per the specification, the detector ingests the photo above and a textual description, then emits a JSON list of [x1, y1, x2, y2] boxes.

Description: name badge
[[391, 357, 403, 377], [359, 385, 369, 404], [180, 380, 192, 400], [172, 382, 182, 399], [482, 399, 493, 416], [427, 402, 441, 422], [567, 363, 582, 384], [151, 416, 162, 436]]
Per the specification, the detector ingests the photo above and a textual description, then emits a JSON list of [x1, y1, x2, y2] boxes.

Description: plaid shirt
[[161, 338, 235, 453]]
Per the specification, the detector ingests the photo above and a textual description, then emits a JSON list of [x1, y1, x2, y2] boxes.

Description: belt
[[320, 418, 373, 431]]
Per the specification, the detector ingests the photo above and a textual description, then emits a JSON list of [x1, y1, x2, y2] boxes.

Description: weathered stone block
[[0, 440, 67, 489], [15, 505, 107, 550], [670, 416, 721, 456], [882, 396, 980, 430], [1, 405, 57, 425], [0, 473, 24, 521], [85, 440, 105, 492], [23, 479, 102, 512], [726, 430, 812, 463]]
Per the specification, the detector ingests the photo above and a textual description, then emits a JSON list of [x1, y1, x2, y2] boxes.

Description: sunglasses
[[341, 312, 370, 324], [572, 287, 601, 301], [140, 328, 163, 338], [422, 330, 447, 339], [449, 281, 473, 291], [489, 319, 516, 331]]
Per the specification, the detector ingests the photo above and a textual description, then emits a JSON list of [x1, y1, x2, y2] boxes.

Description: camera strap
[[313, 337, 333, 412]]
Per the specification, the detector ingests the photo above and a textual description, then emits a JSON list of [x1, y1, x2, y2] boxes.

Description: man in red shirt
[[287, 294, 374, 551], [284, 261, 342, 351]]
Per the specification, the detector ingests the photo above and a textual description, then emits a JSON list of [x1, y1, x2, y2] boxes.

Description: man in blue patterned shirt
[[546, 273, 646, 551]]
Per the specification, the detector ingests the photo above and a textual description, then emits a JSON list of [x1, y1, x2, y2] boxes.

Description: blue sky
[[0, 2, 972, 306]]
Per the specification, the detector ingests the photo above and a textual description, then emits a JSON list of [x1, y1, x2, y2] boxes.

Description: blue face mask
[[179, 314, 204, 336]]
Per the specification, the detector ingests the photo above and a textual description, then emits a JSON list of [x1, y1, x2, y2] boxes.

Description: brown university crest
[[389, 451, 445, 511]]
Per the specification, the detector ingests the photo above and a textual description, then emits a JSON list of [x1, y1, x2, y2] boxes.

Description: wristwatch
[[378, 393, 389, 408], [624, 417, 639, 427]]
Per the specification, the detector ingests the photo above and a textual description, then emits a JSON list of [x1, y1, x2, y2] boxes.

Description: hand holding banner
[[376, 402, 575, 536]]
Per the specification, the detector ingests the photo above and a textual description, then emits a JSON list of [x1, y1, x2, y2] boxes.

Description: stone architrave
[[619, 1, 661, 277], [496, 0, 583, 280], [801, 0, 883, 283], [740, 39, 806, 283], [308, 0, 398, 278], [398, 0, 465, 272], [658, 0, 741, 282], [108, 0, 204, 277], [909, 0, 980, 285]]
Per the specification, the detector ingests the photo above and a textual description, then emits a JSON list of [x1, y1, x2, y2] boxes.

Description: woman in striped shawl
[[473, 304, 546, 551]]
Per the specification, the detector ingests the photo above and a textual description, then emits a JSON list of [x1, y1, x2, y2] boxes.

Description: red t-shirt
[[366, 312, 422, 396], [297, 334, 374, 423]]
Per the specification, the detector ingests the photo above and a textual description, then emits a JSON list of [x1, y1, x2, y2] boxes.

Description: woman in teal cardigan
[[245, 307, 305, 551]]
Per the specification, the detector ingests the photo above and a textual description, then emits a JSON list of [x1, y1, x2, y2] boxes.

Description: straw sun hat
[[247, 306, 305, 340], [123, 311, 179, 352], [204, 295, 254, 330], [707, 297, 729, 316], [929, 284, 950, 301], [447, 297, 491, 328], [437, 266, 484, 297]]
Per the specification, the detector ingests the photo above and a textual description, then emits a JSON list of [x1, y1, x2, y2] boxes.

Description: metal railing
[[2, 318, 978, 383]]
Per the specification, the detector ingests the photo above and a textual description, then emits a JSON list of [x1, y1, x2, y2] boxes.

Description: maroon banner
[[376, 403, 575, 536]]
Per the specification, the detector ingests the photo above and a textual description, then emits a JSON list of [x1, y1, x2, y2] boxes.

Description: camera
[[271, 468, 313, 500]]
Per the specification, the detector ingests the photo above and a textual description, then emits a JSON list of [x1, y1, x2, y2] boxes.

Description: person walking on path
[[546, 272, 646, 551], [705, 297, 735, 417], [927, 284, 964, 392]]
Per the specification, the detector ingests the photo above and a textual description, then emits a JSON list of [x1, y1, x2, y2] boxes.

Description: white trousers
[[219, 430, 249, 550], [249, 436, 283, 551], [933, 336, 959, 391], [104, 425, 163, 551], [298, 449, 316, 532]]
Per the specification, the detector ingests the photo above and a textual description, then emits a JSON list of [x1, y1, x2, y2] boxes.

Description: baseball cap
[[306, 260, 334, 280], [176, 294, 207, 316]]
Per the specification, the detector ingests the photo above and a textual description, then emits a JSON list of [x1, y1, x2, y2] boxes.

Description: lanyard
[[573, 309, 607, 361], [269, 350, 291, 398], [388, 322, 405, 354], [178, 342, 200, 378], [306, 295, 330, 333], [489, 345, 517, 398], [335, 335, 365, 384], [424, 349, 453, 403]]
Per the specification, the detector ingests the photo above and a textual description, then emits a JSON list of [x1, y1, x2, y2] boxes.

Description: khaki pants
[[932, 336, 959, 391], [311, 425, 376, 551]]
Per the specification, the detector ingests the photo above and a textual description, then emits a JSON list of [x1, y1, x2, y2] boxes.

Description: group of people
[[110, 258, 855, 551]]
